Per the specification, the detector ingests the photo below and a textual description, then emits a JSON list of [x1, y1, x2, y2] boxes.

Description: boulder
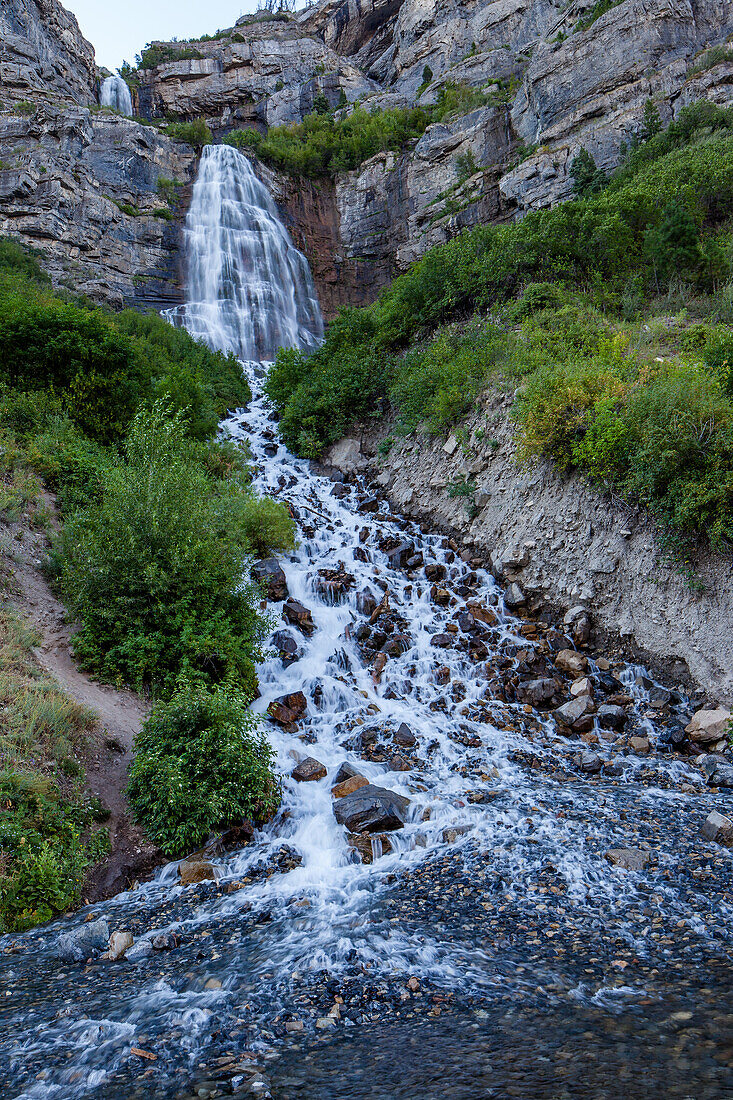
[[516, 678, 557, 707], [272, 630, 301, 667], [333, 784, 411, 833], [283, 598, 316, 636], [125, 939, 153, 962], [179, 859, 217, 886], [102, 931, 134, 961], [686, 708, 731, 745], [554, 695, 596, 732], [605, 848, 650, 871], [394, 722, 416, 747], [348, 832, 393, 864], [575, 749, 602, 774], [332, 775, 369, 799], [252, 558, 289, 601], [597, 704, 627, 731], [291, 757, 327, 783], [327, 438, 366, 474], [332, 761, 360, 787], [701, 810, 733, 847], [267, 691, 308, 728], [570, 677, 593, 698], [56, 918, 110, 962], [357, 495, 380, 514], [504, 583, 526, 608], [556, 649, 589, 676], [430, 633, 453, 649]]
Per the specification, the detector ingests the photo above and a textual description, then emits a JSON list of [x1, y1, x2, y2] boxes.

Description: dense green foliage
[[0, 265, 249, 445], [224, 83, 488, 179], [0, 771, 108, 932], [165, 118, 214, 148], [55, 404, 294, 697], [127, 684, 281, 856], [267, 103, 733, 547]]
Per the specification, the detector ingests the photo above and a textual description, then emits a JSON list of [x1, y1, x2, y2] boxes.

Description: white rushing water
[[165, 144, 323, 361], [99, 75, 133, 117], [5, 143, 732, 1100]]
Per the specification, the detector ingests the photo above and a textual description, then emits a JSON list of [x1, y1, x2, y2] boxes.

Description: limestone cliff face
[[0, 0, 96, 107], [2, 0, 733, 312], [139, 0, 733, 301], [0, 0, 196, 309]]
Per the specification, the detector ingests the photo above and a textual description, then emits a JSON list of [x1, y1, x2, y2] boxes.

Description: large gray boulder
[[333, 783, 411, 833], [56, 918, 110, 962]]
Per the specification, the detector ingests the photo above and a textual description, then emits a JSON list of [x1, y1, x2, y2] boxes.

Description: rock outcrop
[[2, 0, 733, 309]]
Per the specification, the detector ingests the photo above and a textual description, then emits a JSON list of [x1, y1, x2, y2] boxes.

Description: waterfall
[[169, 144, 323, 361], [100, 75, 133, 117]]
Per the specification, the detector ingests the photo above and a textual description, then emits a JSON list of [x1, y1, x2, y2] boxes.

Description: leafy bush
[[165, 118, 213, 148], [0, 248, 250, 445], [137, 43, 203, 70], [0, 771, 108, 932], [55, 403, 293, 697], [127, 683, 281, 856]]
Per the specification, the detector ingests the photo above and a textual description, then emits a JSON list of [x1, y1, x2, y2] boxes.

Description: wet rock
[[556, 649, 589, 676], [332, 761, 360, 786], [333, 783, 411, 833], [102, 931, 134, 961], [605, 848, 650, 871], [272, 630, 301, 667], [430, 633, 453, 649], [386, 540, 415, 570], [357, 495, 380, 514], [575, 749, 602, 774], [394, 722, 416, 747], [283, 598, 316, 636], [180, 859, 217, 886], [701, 810, 733, 846], [56, 918, 110, 962], [356, 588, 378, 617], [442, 825, 471, 844], [555, 695, 596, 732], [597, 704, 627, 731], [316, 562, 356, 602], [425, 562, 447, 581], [628, 734, 651, 755], [686, 707, 731, 745], [517, 678, 557, 707], [389, 753, 411, 772], [570, 677, 593, 698], [504, 583, 526, 608], [347, 831, 393, 864], [151, 932, 177, 951], [291, 757, 327, 783], [252, 558, 289, 602], [125, 939, 153, 962], [332, 774, 369, 799], [705, 761, 733, 789], [267, 691, 308, 728]]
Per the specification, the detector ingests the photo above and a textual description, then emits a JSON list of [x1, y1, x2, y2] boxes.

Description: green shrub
[[55, 403, 291, 697], [0, 237, 49, 284], [138, 43, 203, 70], [165, 118, 213, 148], [574, 0, 623, 33], [127, 683, 281, 856], [0, 770, 108, 932], [689, 45, 733, 77]]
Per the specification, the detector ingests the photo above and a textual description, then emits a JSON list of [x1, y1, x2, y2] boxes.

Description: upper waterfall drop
[[100, 75, 133, 116], [171, 144, 324, 362]]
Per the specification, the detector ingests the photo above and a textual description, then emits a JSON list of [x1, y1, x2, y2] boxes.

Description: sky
[[64, 1, 271, 72]]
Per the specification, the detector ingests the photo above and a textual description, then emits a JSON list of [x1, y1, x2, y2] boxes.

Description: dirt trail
[[9, 516, 162, 899]]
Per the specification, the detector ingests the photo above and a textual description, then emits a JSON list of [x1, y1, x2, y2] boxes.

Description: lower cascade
[[4, 148, 733, 1100], [99, 75, 133, 117]]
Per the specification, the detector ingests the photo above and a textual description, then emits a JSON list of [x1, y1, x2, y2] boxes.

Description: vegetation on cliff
[[224, 83, 489, 179], [267, 102, 733, 549]]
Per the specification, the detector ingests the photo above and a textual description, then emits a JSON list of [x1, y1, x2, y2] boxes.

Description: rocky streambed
[[3, 371, 733, 1100]]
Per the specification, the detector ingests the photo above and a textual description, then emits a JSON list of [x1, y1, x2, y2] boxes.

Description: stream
[[2, 145, 732, 1100]]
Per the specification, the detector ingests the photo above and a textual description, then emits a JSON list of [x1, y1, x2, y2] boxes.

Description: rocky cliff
[[133, 0, 733, 303], [2, 0, 733, 310], [0, 0, 196, 309]]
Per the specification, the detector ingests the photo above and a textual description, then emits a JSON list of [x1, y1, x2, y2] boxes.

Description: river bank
[[324, 401, 733, 706]]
